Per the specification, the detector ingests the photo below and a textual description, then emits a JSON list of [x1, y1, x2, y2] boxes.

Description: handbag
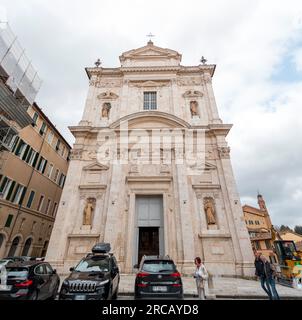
[[201, 266, 208, 281]]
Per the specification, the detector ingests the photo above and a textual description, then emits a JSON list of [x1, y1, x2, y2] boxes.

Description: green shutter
[[19, 187, 27, 206], [5, 214, 14, 228], [11, 137, 20, 153], [32, 153, 39, 168], [0, 177, 7, 193], [6, 181, 16, 201], [42, 160, 48, 174], [37, 157, 43, 171], [22, 145, 30, 161], [11, 183, 20, 203], [25, 148, 33, 163], [26, 190, 35, 208]]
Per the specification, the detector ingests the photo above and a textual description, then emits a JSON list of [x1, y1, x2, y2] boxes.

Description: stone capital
[[217, 146, 230, 159]]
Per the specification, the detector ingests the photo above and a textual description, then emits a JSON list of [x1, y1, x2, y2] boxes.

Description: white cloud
[[2, 0, 302, 227], [293, 47, 302, 71]]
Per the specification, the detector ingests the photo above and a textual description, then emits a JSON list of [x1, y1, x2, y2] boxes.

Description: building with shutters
[[0, 23, 71, 259], [0, 102, 71, 258]]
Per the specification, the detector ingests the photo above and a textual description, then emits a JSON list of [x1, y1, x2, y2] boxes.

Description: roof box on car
[[92, 243, 111, 254]]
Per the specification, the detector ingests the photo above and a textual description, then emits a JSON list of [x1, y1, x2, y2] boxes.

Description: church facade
[[46, 41, 254, 276]]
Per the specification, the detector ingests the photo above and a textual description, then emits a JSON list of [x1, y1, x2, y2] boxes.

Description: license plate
[[152, 286, 167, 292], [74, 295, 86, 300], [0, 285, 12, 291]]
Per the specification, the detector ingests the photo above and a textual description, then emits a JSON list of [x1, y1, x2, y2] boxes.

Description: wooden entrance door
[[135, 195, 164, 265], [138, 227, 159, 264]]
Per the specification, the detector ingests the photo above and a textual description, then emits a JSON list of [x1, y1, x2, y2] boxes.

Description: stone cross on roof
[[146, 32, 155, 45]]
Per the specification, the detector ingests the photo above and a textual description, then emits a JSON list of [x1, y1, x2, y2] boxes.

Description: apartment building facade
[[0, 103, 71, 258]]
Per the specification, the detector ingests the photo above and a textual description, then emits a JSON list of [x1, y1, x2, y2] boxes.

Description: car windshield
[[283, 242, 296, 253], [5, 267, 28, 279], [142, 260, 176, 273], [74, 256, 110, 272]]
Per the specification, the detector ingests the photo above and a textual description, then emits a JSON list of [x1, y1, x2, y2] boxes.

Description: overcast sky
[[1, 0, 302, 227]]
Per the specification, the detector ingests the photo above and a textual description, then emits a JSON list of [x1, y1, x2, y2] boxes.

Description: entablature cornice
[[193, 184, 221, 190], [126, 176, 172, 183], [85, 64, 216, 79], [69, 123, 232, 139]]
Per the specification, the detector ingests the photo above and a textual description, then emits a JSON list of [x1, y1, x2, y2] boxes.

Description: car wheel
[[29, 290, 38, 300]]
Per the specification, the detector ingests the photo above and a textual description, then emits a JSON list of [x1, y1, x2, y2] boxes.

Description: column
[[203, 72, 222, 124], [217, 146, 254, 276], [175, 163, 196, 274]]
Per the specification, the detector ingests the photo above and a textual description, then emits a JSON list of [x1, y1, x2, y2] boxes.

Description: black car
[[134, 255, 183, 299], [0, 261, 60, 300], [4, 256, 26, 263], [59, 243, 120, 300]]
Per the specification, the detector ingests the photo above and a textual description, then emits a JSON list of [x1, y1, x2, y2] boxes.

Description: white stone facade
[[46, 41, 254, 276]]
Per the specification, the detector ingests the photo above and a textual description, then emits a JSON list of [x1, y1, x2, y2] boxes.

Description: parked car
[[20, 256, 37, 261], [0, 259, 13, 267], [0, 260, 60, 300], [134, 255, 183, 299], [59, 243, 120, 300], [3, 256, 26, 263]]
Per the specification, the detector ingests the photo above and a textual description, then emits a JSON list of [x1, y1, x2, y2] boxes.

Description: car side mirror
[[69, 267, 74, 272], [52, 269, 57, 274], [133, 264, 139, 269]]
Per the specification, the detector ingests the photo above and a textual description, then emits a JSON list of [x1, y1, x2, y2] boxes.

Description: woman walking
[[194, 257, 208, 300]]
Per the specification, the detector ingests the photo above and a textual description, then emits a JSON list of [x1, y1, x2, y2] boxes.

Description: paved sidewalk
[[119, 274, 302, 299]]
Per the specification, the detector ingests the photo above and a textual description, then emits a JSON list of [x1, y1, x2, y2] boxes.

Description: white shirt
[[195, 264, 208, 280]]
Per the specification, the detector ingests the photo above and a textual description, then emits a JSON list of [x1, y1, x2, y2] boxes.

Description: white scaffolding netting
[[0, 22, 42, 104]]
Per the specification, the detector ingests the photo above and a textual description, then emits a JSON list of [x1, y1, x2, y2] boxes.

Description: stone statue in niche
[[83, 197, 96, 225], [190, 100, 199, 117], [204, 197, 216, 225], [101, 102, 111, 118]]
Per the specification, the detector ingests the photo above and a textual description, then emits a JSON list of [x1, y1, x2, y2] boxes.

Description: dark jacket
[[255, 258, 264, 277], [255, 258, 274, 279]]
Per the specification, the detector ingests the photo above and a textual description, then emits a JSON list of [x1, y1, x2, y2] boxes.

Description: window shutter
[[42, 160, 48, 174], [22, 145, 30, 161], [11, 137, 20, 153], [19, 187, 27, 206], [6, 181, 16, 201], [0, 177, 8, 193], [32, 153, 39, 168]]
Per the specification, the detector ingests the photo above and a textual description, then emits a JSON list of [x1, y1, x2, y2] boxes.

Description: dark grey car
[[134, 255, 183, 299]]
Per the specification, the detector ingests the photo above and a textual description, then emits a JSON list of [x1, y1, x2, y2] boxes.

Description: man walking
[[254, 252, 280, 300]]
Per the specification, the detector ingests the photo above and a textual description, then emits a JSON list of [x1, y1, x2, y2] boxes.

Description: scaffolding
[[0, 22, 42, 152], [0, 22, 42, 105]]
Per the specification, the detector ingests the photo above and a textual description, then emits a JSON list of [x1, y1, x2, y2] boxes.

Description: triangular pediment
[[83, 161, 109, 171], [119, 41, 182, 66]]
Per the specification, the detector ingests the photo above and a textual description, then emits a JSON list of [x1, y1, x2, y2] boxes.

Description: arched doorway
[[8, 237, 20, 257], [21, 238, 32, 256]]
